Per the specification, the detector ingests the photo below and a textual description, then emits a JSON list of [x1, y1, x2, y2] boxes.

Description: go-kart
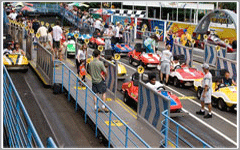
[[194, 69, 237, 111], [66, 38, 76, 57], [194, 31, 236, 53], [112, 43, 134, 54], [128, 43, 160, 68], [86, 51, 127, 80], [78, 34, 92, 44], [121, 73, 184, 115], [89, 36, 105, 49], [3, 54, 29, 72]]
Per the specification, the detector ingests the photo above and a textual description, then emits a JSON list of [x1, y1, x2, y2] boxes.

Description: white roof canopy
[[122, 2, 214, 10]]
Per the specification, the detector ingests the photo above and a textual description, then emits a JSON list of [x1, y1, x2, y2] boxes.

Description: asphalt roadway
[[82, 46, 237, 148], [8, 69, 106, 148]]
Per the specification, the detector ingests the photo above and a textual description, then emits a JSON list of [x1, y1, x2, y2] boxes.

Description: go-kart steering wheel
[[157, 86, 165, 91], [174, 65, 181, 70]]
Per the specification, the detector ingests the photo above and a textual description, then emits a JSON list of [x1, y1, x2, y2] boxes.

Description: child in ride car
[[79, 60, 86, 87], [171, 55, 180, 71]]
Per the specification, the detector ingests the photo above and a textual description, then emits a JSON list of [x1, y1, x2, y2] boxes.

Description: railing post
[[61, 64, 64, 93], [164, 111, 168, 148], [75, 78, 79, 112], [125, 127, 129, 148], [84, 88, 88, 123], [95, 97, 99, 137], [68, 70, 71, 101], [27, 127, 32, 148], [108, 111, 112, 148], [176, 125, 179, 148]]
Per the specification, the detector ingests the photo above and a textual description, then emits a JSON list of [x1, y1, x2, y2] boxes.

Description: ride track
[[82, 47, 237, 148]]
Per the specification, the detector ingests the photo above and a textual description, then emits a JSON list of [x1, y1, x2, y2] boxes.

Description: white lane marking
[[165, 86, 237, 128], [119, 60, 237, 128], [182, 108, 237, 146]]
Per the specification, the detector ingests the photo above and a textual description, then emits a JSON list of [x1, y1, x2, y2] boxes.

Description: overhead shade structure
[[68, 2, 89, 7], [21, 6, 35, 12], [95, 9, 108, 14]]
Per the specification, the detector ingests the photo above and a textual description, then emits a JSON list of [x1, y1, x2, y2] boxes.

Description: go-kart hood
[[141, 53, 160, 63], [174, 67, 204, 79]]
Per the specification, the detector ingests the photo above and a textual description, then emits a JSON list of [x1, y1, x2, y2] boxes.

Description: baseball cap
[[183, 29, 187, 33], [202, 63, 209, 69]]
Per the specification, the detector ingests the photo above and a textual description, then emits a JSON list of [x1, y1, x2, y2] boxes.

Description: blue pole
[[108, 111, 112, 148], [176, 125, 179, 148], [75, 78, 79, 112], [84, 88, 88, 123], [95, 98, 99, 137], [125, 127, 129, 148], [164, 111, 168, 148], [61, 65, 64, 93], [68, 70, 71, 101]]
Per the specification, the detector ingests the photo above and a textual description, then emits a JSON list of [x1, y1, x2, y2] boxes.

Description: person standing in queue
[[103, 25, 114, 50], [143, 34, 159, 53], [76, 44, 88, 82], [165, 29, 174, 52], [196, 63, 213, 119], [160, 45, 173, 85], [52, 21, 63, 59], [88, 50, 109, 113], [180, 29, 192, 47]]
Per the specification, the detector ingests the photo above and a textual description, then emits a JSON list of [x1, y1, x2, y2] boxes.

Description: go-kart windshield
[[157, 86, 165, 91]]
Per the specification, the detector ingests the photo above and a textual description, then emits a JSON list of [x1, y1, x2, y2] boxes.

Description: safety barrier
[[53, 60, 150, 148], [3, 65, 57, 148], [161, 110, 212, 148], [26, 33, 33, 60], [217, 57, 237, 82], [36, 43, 54, 85], [173, 43, 193, 67], [17, 26, 24, 50], [46, 137, 57, 148], [99, 58, 118, 100], [137, 80, 170, 137], [123, 30, 135, 46], [204, 43, 227, 67], [33, 3, 60, 14]]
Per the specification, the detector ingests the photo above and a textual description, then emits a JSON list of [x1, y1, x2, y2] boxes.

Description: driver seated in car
[[146, 73, 164, 91], [3, 42, 13, 55], [222, 71, 236, 86], [171, 55, 180, 71]]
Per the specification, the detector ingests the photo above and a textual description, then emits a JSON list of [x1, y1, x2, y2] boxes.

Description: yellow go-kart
[[86, 57, 127, 80], [194, 71, 237, 111], [3, 54, 29, 72]]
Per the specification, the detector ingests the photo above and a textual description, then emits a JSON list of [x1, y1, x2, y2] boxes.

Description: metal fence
[[26, 33, 33, 60], [161, 110, 212, 148], [36, 43, 54, 85], [17, 26, 24, 50], [53, 60, 150, 148], [3, 65, 56, 148], [137, 80, 170, 136], [173, 43, 194, 67]]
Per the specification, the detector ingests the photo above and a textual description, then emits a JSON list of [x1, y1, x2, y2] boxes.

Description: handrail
[[161, 110, 212, 148], [47, 137, 57, 148], [3, 65, 57, 148], [53, 60, 150, 148]]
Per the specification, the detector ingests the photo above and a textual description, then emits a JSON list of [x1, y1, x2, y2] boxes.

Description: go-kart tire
[[197, 87, 202, 99], [123, 91, 129, 103], [129, 56, 134, 64], [94, 44, 98, 49], [232, 40, 237, 49], [140, 61, 146, 68], [218, 98, 226, 111], [173, 77, 180, 87]]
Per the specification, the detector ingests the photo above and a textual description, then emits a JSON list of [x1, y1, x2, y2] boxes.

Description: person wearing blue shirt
[[165, 29, 173, 52]]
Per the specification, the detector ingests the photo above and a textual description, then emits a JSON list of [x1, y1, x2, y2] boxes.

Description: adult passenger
[[52, 21, 63, 59], [3, 43, 13, 55], [196, 63, 213, 119], [143, 34, 159, 53], [12, 42, 25, 56], [160, 45, 173, 85], [88, 50, 109, 113]]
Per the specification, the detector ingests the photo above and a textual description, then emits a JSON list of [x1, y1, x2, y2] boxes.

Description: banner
[[166, 21, 196, 38], [136, 18, 165, 41]]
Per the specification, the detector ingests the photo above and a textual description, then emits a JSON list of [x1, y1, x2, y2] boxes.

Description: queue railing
[[53, 60, 150, 148], [3, 65, 57, 148], [161, 110, 212, 148]]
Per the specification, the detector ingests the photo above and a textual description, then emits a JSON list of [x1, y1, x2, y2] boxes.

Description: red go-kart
[[121, 73, 183, 113], [89, 36, 105, 49], [128, 43, 160, 68]]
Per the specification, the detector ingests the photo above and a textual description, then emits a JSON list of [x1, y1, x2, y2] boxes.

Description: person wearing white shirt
[[37, 25, 48, 46], [146, 74, 164, 91], [52, 21, 63, 59], [160, 45, 173, 85], [76, 44, 87, 75], [8, 10, 17, 20], [3, 43, 13, 55], [103, 25, 114, 50], [94, 18, 102, 32]]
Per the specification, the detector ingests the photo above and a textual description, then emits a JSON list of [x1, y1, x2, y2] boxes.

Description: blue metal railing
[[160, 110, 212, 148], [33, 4, 60, 14], [3, 65, 57, 148], [53, 60, 150, 148]]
